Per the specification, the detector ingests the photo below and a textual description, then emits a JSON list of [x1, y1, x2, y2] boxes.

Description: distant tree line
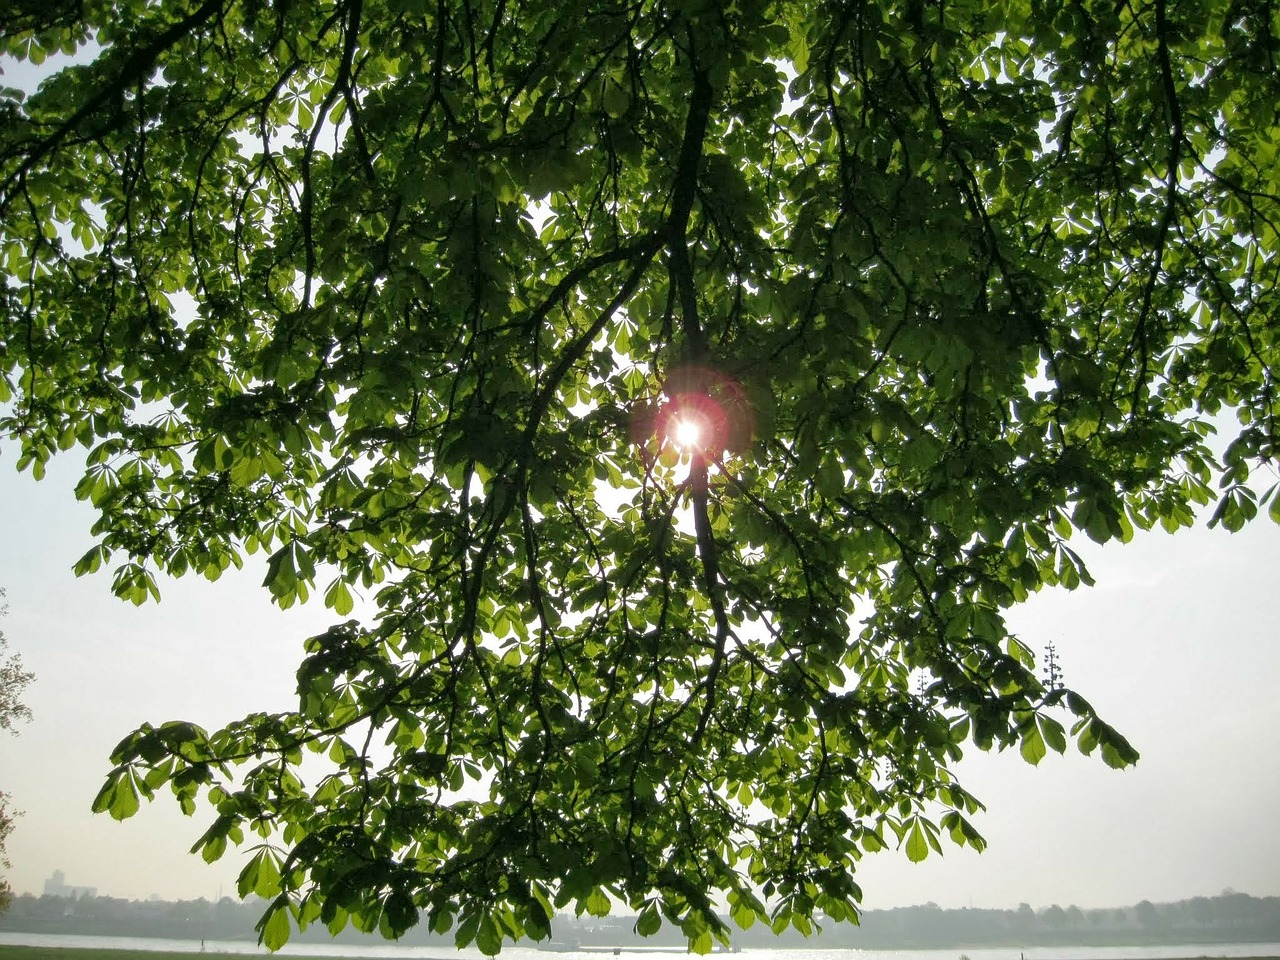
[[2, 890, 1278, 949], [830, 893, 1280, 948]]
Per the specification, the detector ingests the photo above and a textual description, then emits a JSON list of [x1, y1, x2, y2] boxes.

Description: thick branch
[[666, 49, 715, 357], [1126, 0, 1185, 408], [661, 42, 730, 743]]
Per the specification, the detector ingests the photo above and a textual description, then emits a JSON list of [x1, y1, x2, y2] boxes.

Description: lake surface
[[3, 932, 1280, 960]]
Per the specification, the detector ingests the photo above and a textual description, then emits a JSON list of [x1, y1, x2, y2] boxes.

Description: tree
[[0, 600, 33, 738], [1134, 899, 1163, 930], [0, 791, 17, 913], [1012, 902, 1037, 932], [1, 0, 1277, 952], [0, 589, 35, 911]]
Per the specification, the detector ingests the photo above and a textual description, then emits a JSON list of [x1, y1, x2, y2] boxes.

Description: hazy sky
[[1, 447, 1277, 912]]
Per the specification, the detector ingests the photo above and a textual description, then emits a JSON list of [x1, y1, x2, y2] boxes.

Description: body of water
[[3, 932, 1280, 960]]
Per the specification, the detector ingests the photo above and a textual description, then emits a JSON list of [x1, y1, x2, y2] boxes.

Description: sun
[[642, 372, 753, 462], [671, 415, 705, 451]]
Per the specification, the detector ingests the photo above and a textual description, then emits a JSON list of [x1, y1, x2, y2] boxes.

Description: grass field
[[0, 950, 298, 960], [0, 950, 257, 960], [0, 950, 296, 960]]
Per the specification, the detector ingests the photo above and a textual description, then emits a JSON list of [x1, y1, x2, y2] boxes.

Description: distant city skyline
[[41, 868, 96, 900]]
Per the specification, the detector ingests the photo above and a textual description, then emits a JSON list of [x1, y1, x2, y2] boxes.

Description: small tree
[[0, 589, 35, 912], [1042, 904, 1067, 929], [0, 790, 19, 912], [0, 610, 35, 736]]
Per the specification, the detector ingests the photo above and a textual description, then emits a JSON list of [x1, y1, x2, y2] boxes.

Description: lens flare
[[631, 365, 756, 465], [658, 393, 723, 457]]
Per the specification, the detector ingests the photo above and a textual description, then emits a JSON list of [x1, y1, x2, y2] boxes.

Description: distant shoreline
[[8, 891, 1279, 954]]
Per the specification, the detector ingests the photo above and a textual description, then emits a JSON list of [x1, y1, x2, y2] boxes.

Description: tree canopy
[[2, 0, 1278, 952]]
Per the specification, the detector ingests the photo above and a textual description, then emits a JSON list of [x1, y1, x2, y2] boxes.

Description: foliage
[[2, 0, 1278, 952], [0, 790, 15, 913], [0, 588, 33, 912], [1, 595, 35, 737]]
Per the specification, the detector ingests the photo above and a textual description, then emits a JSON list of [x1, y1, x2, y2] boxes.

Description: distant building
[[43, 869, 98, 899]]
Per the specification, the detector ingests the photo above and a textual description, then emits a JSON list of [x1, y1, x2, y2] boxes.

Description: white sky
[[1, 448, 1278, 911]]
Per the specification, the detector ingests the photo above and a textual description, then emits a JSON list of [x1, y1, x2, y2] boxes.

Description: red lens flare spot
[[658, 392, 727, 455], [629, 365, 756, 463]]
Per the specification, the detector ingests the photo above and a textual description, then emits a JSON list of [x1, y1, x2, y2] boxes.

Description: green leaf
[[238, 849, 283, 899], [1019, 725, 1047, 766], [904, 818, 929, 863], [1038, 715, 1068, 755], [382, 891, 418, 937], [258, 901, 293, 951], [583, 888, 611, 917], [93, 771, 141, 821], [326, 904, 350, 936], [201, 833, 228, 864], [324, 577, 355, 615], [475, 913, 502, 956], [455, 912, 480, 949], [237, 850, 264, 899], [635, 903, 662, 937], [91, 771, 139, 821]]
